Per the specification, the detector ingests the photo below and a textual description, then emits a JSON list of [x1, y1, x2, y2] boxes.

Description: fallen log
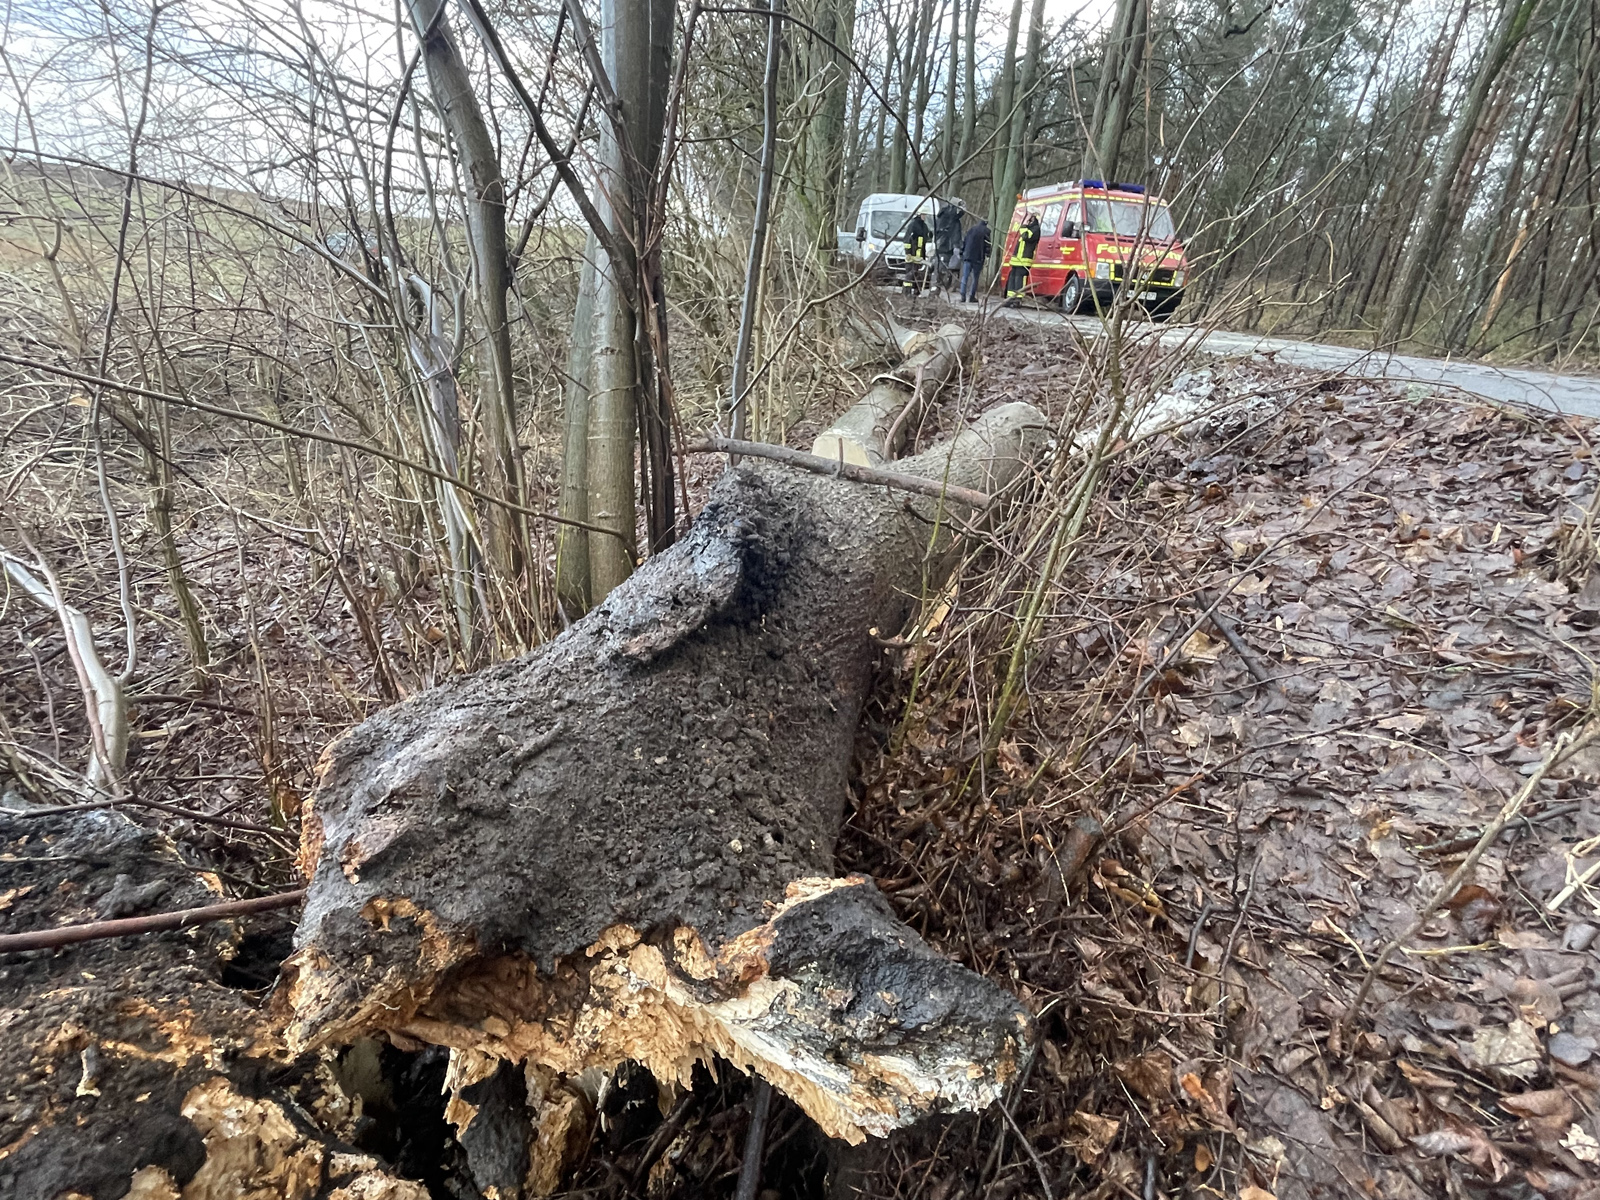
[[810, 322, 968, 465], [281, 327, 1047, 1192], [686, 435, 995, 508]]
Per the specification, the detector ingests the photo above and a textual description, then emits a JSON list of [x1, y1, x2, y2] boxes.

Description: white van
[[836, 193, 941, 266]]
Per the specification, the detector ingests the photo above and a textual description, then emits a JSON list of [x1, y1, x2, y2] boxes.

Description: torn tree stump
[[281, 327, 1046, 1191]]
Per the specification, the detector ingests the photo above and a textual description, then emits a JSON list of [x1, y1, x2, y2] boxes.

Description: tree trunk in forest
[[995, 0, 1046, 235], [943, 0, 959, 177], [798, 0, 855, 254], [1380, 0, 1541, 344], [906, 0, 937, 190], [1477, 1, 1590, 345], [407, 0, 525, 582], [557, 232, 599, 617], [401, 278, 486, 656], [585, 0, 675, 600], [872, 53, 890, 192], [729, 0, 781, 443], [956, 0, 978, 171], [1342, 0, 1469, 327], [1085, 0, 1146, 184], [887, 8, 910, 194], [988, 0, 1024, 233], [280, 329, 1045, 1190], [140, 396, 209, 680], [842, 53, 867, 198]]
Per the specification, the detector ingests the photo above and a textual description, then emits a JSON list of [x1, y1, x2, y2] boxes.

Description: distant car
[[1002, 180, 1189, 320], [837, 192, 946, 269]]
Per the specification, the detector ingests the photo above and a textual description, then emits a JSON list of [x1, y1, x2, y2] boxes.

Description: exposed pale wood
[[689, 436, 996, 508], [810, 323, 967, 465]]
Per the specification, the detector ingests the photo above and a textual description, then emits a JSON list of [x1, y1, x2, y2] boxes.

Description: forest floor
[[8, 307, 1600, 1200], [827, 310, 1600, 1199]]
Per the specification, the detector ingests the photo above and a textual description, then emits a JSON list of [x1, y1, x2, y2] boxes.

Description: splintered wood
[[286, 876, 1029, 1149]]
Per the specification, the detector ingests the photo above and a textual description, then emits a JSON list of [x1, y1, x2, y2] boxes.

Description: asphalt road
[[935, 292, 1600, 418]]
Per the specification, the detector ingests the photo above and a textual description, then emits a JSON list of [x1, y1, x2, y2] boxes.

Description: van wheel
[[1060, 275, 1086, 315]]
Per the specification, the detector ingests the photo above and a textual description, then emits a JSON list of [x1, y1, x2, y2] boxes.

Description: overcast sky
[[1, 0, 1122, 205]]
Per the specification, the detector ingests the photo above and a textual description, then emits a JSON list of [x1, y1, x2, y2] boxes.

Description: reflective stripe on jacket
[[1010, 222, 1039, 267]]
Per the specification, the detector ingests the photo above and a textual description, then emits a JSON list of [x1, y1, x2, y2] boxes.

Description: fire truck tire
[[1060, 274, 1087, 315]]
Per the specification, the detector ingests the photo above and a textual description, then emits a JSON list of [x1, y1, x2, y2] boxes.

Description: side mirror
[[856, 228, 866, 242]]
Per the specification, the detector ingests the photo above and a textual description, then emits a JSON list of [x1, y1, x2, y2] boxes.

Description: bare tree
[[1381, 0, 1543, 342], [1084, 0, 1146, 183], [405, 0, 528, 584]]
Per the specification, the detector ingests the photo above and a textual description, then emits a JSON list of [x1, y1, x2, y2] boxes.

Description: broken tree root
[[280, 343, 1048, 1191]]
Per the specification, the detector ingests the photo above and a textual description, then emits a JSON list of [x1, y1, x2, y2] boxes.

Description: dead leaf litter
[[842, 319, 1600, 1200]]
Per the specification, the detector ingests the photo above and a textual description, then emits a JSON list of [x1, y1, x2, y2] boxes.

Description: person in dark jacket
[[901, 211, 932, 296], [934, 200, 964, 289], [1005, 211, 1042, 301], [960, 218, 990, 302]]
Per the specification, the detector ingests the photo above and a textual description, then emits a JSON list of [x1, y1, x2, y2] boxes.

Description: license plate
[[1139, 290, 1158, 300]]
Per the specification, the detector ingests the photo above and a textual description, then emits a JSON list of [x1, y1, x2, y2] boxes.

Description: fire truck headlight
[[1095, 261, 1112, 280], [1174, 269, 1186, 287]]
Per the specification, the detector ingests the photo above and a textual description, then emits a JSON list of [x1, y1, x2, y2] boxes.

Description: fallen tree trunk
[[281, 327, 1046, 1193], [810, 321, 968, 465], [686, 435, 995, 508]]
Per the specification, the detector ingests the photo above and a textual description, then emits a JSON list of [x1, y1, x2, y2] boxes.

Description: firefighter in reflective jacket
[[901, 212, 932, 296], [1005, 211, 1041, 300]]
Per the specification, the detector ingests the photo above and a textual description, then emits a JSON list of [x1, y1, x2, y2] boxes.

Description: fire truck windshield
[[1084, 198, 1176, 241]]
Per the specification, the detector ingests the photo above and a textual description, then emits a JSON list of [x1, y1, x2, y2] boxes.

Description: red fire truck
[[1001, 180, 1188, 319]]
